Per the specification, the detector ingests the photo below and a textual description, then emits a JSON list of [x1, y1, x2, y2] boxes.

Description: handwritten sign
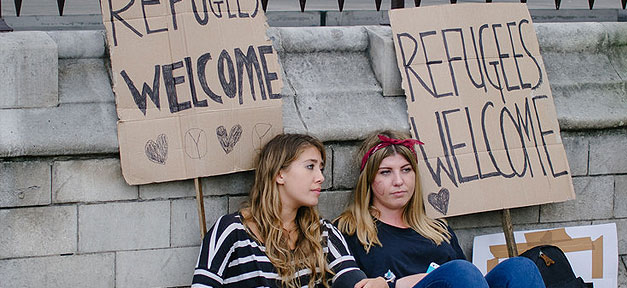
[[390, 3, 574, 217], [100, 0, 283, 185]]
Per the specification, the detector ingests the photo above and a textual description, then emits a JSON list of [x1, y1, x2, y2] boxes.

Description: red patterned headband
[[360, 135, 424, 171]]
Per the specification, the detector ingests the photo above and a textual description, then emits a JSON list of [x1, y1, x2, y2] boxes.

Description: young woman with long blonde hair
[[336, 130, 545, 288], [192, 133, 386, 288]]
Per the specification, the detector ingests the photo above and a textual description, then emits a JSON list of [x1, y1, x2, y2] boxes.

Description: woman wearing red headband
[[336, 130, 545, 288]]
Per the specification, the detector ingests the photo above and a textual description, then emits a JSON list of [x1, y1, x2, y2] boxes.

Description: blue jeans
[[412, 257, 545, 288]]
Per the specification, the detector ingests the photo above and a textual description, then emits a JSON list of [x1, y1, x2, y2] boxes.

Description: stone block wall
[[1, 23, 626, 287]]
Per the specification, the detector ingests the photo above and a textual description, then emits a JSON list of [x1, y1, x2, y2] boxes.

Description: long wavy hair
[[241, 133, 331, 288], [335, 130, 451, 253]]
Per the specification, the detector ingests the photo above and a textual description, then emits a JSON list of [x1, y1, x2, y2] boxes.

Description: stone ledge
[[59, 58, 114, 104], [366, 26, 404, 97], [47, 30, 106, 59], [0, 102, 118, 157], [0, 31, 58, 109], [535, 22, 609, 52], [535, 22, 627, 52], [553, 84, 627, 130], [271, 26, 368, 53]]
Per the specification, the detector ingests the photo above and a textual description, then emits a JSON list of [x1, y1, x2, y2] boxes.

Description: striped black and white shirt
[[192, 212, 366, 288]]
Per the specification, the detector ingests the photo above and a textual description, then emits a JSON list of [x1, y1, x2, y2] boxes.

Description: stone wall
[[1, 23, 626, 287]]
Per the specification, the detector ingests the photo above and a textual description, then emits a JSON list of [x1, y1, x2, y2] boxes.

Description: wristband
[[384, 270, 396, 288]]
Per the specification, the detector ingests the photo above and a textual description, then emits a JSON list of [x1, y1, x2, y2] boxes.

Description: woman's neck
[[281, 206, 298, 231], [241, 207, 299, 249], [374, 206, 408, 228], [280, 206, 299, 249]]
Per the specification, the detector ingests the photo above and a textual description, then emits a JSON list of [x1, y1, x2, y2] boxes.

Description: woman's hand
[[354, 277, 388, 288]]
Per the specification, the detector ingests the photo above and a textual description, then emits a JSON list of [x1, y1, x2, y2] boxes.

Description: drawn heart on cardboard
[[216, 124, 243, 154], [428, 188, 450, 215], [145, 134, 168, 165]]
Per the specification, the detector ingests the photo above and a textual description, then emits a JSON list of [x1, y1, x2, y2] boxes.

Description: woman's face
[[371, 153, 415, 213], [276, 146, 325, 211]]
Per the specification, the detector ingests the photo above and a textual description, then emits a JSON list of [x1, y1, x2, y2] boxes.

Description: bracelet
[[384, 269, 396, 287]]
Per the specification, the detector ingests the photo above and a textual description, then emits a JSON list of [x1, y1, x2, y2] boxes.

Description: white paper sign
[[472, 223, 618, 288]]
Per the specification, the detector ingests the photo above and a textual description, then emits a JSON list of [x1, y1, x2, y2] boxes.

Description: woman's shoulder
[[319, 217, 333, 226], [214, 212, 244, 226], [433, 219, 456, 233], [318, 218, 345, 240], [319, 218, 340, 232], [207, 212, 247, 238]]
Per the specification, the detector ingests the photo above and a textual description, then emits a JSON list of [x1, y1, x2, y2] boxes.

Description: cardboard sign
[[389, 3, 574, 217], [100, 0, 283, 185], [472, 223, 618, 288]]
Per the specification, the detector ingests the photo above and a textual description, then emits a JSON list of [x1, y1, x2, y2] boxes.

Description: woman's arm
[[323, 221, 388, 288], [448, 227, 467, 260], [192, 215, 240, 287], [394, 273, 427, 288], [354, 277, 387, 288], [354, 273, 426, 288]]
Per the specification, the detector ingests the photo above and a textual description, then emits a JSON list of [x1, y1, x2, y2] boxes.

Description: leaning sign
[[390, 3, 575, 217], [100, 0, 283, 185]]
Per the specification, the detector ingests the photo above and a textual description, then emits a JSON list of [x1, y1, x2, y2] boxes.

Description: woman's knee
[[497, 257, 539, 275], [439, 260, 485, 280], [485, 257, 545, 288], [417, 260, 488, 288]]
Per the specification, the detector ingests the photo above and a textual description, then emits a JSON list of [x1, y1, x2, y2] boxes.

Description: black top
[[192, 212, 366, 288], [343, 220, 466, 281]]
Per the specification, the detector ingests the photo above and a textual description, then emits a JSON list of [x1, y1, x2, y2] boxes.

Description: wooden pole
[[195, 178, 207, 239], [501, 209, 518, 257]]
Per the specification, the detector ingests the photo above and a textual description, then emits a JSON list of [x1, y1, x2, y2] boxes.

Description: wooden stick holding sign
[[195, 178, 207, 239], [501, 209, 518, 257]]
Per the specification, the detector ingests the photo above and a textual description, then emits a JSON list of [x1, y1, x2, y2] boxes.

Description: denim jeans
[[412, 257, 545, 288]]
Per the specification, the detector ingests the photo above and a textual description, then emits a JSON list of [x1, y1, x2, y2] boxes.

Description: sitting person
[[335, 130, 545, 288], [192, 133, 386, 288]]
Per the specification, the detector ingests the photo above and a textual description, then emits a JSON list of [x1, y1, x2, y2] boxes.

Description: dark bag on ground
[[520, 245, 593, 288]]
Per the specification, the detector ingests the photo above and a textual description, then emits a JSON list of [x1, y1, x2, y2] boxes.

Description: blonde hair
[[241, 134, 331, 288], [335, 130, 451, 253]]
